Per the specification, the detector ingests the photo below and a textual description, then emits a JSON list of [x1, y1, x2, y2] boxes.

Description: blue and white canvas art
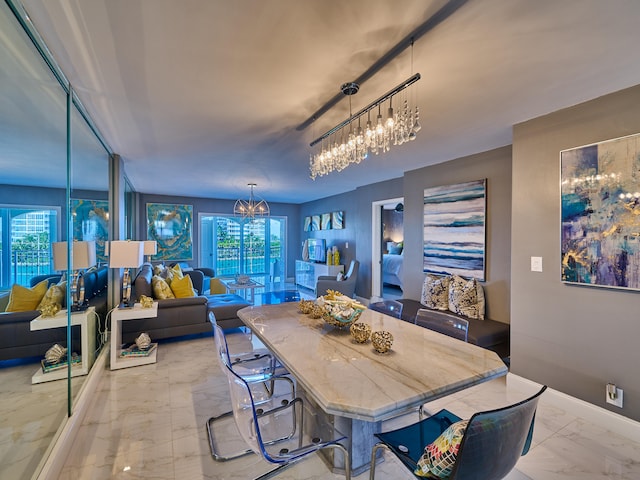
[[423, 180, 486, 280], [147, 203, 193, 260], [561, 133, 640, 290]]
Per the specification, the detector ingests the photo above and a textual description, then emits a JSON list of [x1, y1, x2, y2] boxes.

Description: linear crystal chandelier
[[309, 73, 421, 180], [234, 183, 270, 219]]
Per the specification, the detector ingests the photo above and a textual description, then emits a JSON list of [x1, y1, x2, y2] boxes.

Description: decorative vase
[[371, 331, 394, 353], [350, 322, 371, 343], [135, 332, 152, 350]]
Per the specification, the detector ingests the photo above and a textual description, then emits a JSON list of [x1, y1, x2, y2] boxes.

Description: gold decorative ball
[[371, 330, 394, 353], [298, 299, 314, 314], [310, 304, 325, 319], [350, 322, 371, 343], [40, 303, 61, 318]]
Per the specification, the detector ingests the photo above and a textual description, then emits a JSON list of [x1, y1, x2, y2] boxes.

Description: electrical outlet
[[531, 256, 543, 272], [606, 383, 624, 408]]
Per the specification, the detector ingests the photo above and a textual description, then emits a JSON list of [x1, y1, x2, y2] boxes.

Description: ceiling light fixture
[[309, 72, 421, 180], [234, 183, 270, 219]]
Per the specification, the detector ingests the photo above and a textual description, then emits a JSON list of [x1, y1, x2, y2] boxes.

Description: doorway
[[371, 197, 404, 301]]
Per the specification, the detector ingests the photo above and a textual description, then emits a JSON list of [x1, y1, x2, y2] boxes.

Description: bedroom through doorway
[[371, 198, 404, 301]]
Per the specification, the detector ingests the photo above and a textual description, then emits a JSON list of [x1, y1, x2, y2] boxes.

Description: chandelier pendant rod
[[309, 73, 420, 147]]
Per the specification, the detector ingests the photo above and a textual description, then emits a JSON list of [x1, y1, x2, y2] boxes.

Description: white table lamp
[[108, 240, 144, 308], [52, 240, 97, 311]]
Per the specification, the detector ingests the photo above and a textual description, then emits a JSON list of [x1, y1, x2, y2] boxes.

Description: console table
[[110, 302, 158, 370], [30, 307, 97, 384], [295, 260, 343, 291]]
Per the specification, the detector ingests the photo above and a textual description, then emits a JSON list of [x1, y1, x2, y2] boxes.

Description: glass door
[[200, 214, 286, 283]]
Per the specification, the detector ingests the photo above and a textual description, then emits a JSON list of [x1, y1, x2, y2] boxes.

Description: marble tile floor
[[56, 331, 640, 480], [0, 358, 87, 480]]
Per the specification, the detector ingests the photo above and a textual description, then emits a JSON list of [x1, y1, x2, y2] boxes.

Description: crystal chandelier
[[234, 183, 270, 219], [309, 73, 421, 180]]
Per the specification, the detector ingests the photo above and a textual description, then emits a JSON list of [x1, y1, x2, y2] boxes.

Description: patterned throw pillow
[[415, 419, 469, 478], [448, 275, 485, 320], [37, 283, 66, 311], [421, 275, 450, 311], [170, 274, 196, 298], [5, 279, 49, 312], [210, 278, 227, 294], [152, 275, 175, 299]]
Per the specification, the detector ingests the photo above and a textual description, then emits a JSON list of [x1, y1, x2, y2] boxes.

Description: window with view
[[200, 215, 286, 282], [0, 207, 60, 289]]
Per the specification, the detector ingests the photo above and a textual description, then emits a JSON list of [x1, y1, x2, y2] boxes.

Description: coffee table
[[221, 279, 263, 303]]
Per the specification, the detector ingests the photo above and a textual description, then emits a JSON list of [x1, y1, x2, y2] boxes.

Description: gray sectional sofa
[[125, 263, 250, 344]]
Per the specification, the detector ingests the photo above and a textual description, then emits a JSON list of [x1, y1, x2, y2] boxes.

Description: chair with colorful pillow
[[369, 386, 546, 480]]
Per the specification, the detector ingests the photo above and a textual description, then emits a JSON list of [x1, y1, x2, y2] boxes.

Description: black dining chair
[[368, 299, 404, 319], [369, 386, 546, 480], [415, 308, 469, 342]]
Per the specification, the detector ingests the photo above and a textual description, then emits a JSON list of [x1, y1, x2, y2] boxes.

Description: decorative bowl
[[350, 322, 372, 343], [45, 344, 67, 363], [323, 305, 365, 329], [298, 299, 314, 314], [235, 274, 250, 284], [371, 331, 394, 353]]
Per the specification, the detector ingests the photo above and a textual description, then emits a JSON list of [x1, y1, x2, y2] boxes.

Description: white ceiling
[[15, 0, 640, 203]]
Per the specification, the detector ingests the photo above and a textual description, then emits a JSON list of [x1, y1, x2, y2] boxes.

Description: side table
[[222, 279, 264, 304], [110, 302, 159, 370], [30, 306, 97, 384]]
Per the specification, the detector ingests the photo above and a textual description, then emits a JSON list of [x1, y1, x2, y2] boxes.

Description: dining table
[[237, 302, 508, 475]]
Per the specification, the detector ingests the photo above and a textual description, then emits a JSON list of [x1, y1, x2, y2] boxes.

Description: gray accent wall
[[512, 84, 640, 421], [402, 147, 513, 323]]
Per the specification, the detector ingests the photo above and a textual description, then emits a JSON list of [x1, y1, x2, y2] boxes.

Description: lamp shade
[[108, 241, 144, 269], [52, 241, 97, 271], [143, 240, 157, 256]]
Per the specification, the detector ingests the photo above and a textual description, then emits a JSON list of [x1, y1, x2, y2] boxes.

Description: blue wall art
[[72, 199, 109, 263], [147, 203, 193, 260], [423, 180, 486, 280], [561, 133, 640, 290]]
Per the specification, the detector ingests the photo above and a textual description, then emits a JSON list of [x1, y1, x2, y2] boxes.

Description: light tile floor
[[57, 331, 640, 480]]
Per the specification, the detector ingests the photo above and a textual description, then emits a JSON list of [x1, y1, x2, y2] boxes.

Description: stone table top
[[238, 303, 508, 422]]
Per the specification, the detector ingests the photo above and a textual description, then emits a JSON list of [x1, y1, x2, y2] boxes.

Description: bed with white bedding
[[382, 253, 403, 289]]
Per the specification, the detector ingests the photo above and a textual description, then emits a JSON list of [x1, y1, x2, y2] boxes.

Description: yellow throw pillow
[[209, 277, 227, 294], [152, 275, 175, 300], [170, 264, 183, 280], [170, 274, 196, 298], [37, 283, 66, 311], [6, 279, 49, 312]]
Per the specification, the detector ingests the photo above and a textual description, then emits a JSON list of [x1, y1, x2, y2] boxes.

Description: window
[[0, 207, 60, 288], [200, 214, 286, 281]]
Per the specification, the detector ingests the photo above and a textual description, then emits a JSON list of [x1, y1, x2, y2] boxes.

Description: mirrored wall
[[0, 1, 111, 478]]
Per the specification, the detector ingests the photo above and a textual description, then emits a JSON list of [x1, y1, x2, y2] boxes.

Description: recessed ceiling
[[10, 0, 640, 203]]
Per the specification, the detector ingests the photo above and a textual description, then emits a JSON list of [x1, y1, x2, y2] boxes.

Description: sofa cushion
[[37, 283, 65, 311], [135, 264, 154, 298], [170, 274, 197, 298], [207, 294, 251, 321], [5, 279, 49, 312], [421, 274, 450, 311], [209, 278, 227, 294], [448, 275, 485, 320], [152, 275, 175, 299]]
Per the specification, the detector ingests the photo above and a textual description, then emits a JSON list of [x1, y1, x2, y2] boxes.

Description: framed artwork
[[303, 216, 312, 232], [332, 211, 344, 229], [71, 199, 109, 263], [311, 215, 320, 231], [423, 180, 486, 280], [147, 203, 193, 260], [321, 212, 332, 230], [561, 133, 640, 290]]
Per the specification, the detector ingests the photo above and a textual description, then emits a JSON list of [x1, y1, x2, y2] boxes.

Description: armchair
[[316, 260, 359, 298]]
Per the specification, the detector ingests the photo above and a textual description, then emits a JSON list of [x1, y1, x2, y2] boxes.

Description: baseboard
[[507, 373, 640, 444], [35, 344, 108, 480]]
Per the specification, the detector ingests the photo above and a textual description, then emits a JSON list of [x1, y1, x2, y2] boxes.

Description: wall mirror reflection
[[0, 1, 110, 478]]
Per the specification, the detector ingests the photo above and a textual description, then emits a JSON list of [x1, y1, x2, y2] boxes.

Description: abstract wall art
[[72, 199, 109, 262], [311, 215, 320, 231], [321, 212, 332, 230], [561, 133, 640, 290], [423, 180, 486, 280], [147, 203, 193, 260], [303, 216, 312, 232], [332, 211, 344, 229]]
